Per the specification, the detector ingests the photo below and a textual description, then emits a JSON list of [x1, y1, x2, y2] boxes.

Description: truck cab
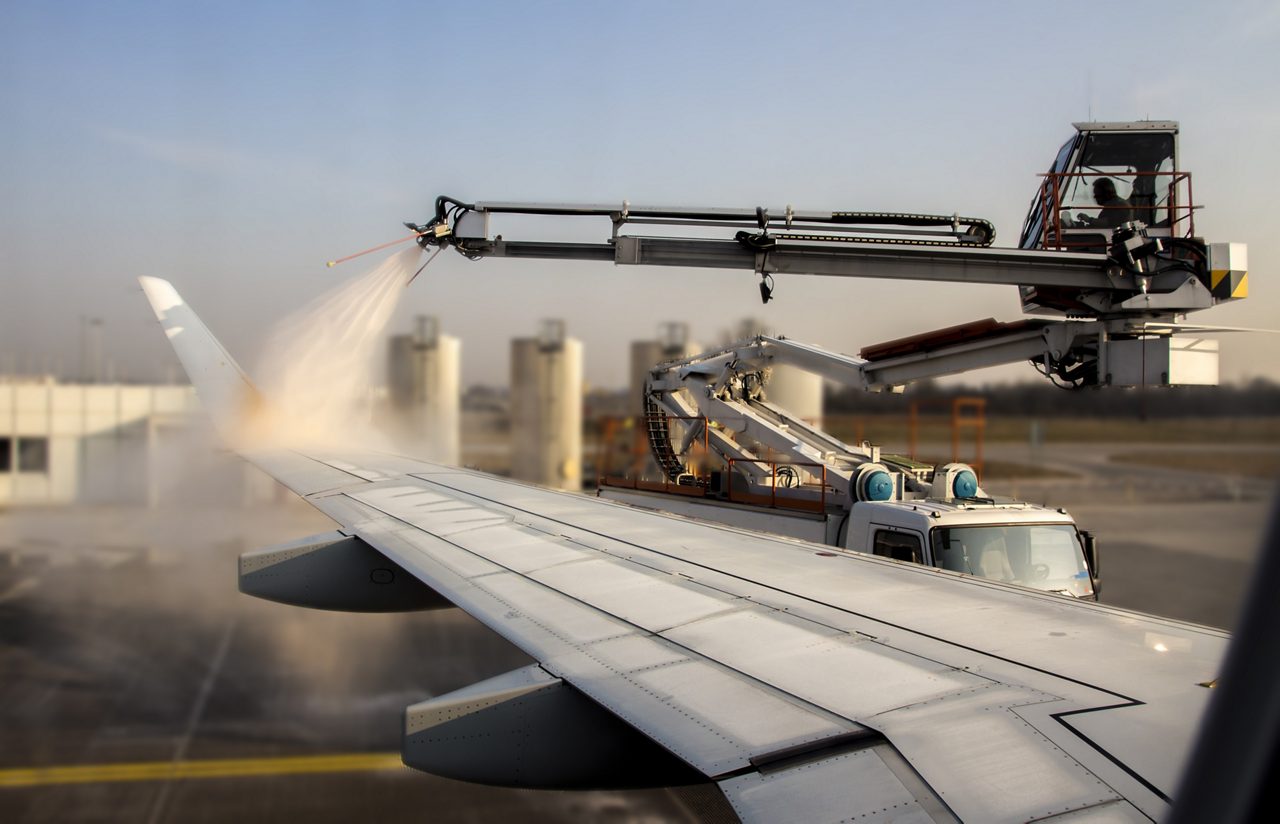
[[847, 499, 1097, 599]]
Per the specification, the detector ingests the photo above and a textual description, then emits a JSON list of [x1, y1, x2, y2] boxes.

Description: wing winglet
[[139, 277, 262, 442]]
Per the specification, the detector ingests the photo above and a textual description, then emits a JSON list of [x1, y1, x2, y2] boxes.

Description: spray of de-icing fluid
[[248, 247, 423, 447]]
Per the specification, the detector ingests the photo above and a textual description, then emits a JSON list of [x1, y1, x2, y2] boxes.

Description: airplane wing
[[140, 276, 1227, 823]]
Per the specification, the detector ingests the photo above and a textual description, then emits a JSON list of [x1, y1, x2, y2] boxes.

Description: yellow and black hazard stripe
[[1210, 267, 1249, 300]]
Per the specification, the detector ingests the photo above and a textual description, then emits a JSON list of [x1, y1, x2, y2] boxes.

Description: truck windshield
[[932, 524, 1093, 598]]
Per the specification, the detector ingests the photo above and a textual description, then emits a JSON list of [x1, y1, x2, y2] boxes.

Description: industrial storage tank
[[387, 316, 461, 464], [510, 320, 582, 491], [765, 365, 824, 429], [728, 318, 823, 429], [630, 322, 699, 407]]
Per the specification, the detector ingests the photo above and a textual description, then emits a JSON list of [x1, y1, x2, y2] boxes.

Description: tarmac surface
[[0, 442, 1274, 822], [0, 504, 719, 823], [979, 441, 1275, 629]]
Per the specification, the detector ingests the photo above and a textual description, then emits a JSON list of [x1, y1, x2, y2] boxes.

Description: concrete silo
[[765, 365, 824, 429], [728, 318, 823, 428], [629, 322, 699, 411], [387, 316, 461, 464], [510, 320, 582, 491]]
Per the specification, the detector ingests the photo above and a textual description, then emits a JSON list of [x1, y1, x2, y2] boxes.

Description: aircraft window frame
[[871, 529, 923, 564], [0, 437, 11, 472]]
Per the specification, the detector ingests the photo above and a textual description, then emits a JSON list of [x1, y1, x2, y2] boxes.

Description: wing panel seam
[[416, 476, 1145, 706]]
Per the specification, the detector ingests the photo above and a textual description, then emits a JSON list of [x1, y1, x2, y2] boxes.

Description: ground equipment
[[411, 121, 1245, 390], [597, 333, 1100, 599]]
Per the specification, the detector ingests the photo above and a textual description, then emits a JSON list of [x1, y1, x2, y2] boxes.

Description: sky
[[3, 0, 1280, 390]]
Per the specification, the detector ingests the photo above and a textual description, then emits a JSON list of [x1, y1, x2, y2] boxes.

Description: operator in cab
[[1076, 177, 1133, 228]]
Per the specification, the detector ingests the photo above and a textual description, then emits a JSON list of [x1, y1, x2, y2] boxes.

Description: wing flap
[[663, 609, 987, 717], [871, 685, 1119, 822], [721, 744, 949, 824]]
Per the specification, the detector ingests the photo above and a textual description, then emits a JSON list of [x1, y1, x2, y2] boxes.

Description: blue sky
[[3, 1, 1279, 386]]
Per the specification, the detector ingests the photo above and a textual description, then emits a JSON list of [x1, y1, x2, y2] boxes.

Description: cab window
[[1060, 132, 1176, 228], [872, 530, 922, 564], [1019, 135, 1079, 248], [932, 524, 1093, 598]]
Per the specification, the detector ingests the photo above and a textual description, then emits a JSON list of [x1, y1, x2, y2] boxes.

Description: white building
[[0, 377, 272, 507]]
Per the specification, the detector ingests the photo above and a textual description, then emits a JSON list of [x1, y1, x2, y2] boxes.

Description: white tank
[[724, 320, 824, 428], [765, 367, 823, 429], [510, 321, 583, 491], [629, 322, 699, 408], [387, 316, 460, 464], [630, 340, 666, 407]]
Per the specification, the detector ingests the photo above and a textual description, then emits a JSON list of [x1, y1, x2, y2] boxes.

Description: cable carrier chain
[[641, 334, 925, 492], [627, 333, 986, 526], [410, 120, 1246, 391]]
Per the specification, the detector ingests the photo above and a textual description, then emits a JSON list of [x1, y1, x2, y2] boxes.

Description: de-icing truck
[[410, 120, 1250, 600]]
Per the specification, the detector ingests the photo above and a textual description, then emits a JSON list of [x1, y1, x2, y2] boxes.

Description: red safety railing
[[725, 458, 831, 514], [599, 419, 836, 513], [1034, 170, 1195, 252], [597, 414, 712, 496]]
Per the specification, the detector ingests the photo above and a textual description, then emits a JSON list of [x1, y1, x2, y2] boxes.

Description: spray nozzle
[[405, 220, 450, 248]]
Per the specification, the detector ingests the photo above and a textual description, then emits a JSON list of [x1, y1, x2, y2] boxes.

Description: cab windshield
[[932, 524, 1093, 598], [1058, 132, 1176, 229]]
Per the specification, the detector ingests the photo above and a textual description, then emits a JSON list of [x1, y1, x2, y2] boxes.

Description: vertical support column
[[951, 398, 986, 480], [908, 402, 919, 460]]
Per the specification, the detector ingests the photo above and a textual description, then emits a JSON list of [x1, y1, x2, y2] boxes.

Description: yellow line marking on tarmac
[[0, 752, 405, 788]]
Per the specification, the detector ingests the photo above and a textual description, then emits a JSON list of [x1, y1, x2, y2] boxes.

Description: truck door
[[870, 527, 924, 565]]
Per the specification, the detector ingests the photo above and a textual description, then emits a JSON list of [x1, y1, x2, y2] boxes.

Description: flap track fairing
[[239, 530, 453, 613], [403, 665, 704, 789]]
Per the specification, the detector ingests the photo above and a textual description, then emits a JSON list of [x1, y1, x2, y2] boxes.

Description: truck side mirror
[[1081, 531, 1101, 595]]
